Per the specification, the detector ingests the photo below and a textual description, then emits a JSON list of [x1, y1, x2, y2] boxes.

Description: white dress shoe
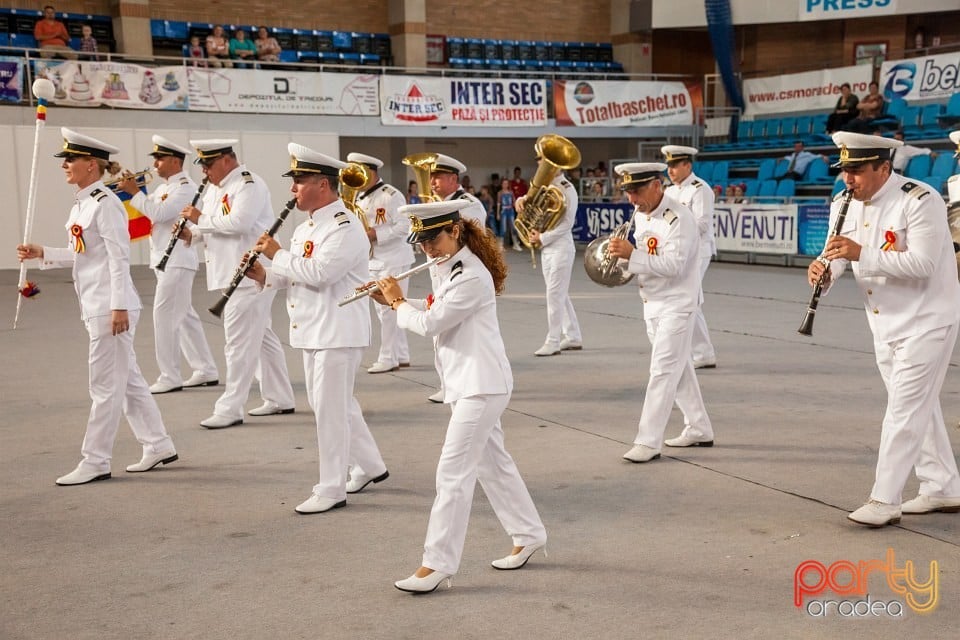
[[368, 361, 400, 374], [126, 450, 178, 473], [200, 414, 243, 429], [394, 571, 452, 593], [623, 444, 661, 463], [848, 500, 901, 527], [149, 381, 183, 394], [183, 372, 219, 388], [901, 494, 960, 514], [56, 465, 111, 486], [491, 542, 546, 570], [346, 470, 389, 494], [534, 344, 561, 357], [428, 390, 444, 403], [248, 401, 295, 416], [693, 358, 717, 369], [664, 434, 714, 448], [559, 338, 583, 351], [294, 495, 347, 514]]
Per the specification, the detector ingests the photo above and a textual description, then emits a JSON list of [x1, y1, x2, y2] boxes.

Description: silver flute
[[338, 254, 449, 307]]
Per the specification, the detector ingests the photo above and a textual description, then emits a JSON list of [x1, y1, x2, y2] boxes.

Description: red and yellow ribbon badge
[[646, 237, 658, 255], [70, 224, 86, 253], [302, 240, 314, 258], [881, 230, 897, 251], [426, 294, 435, 310], [375, 207, 387, 225], [220, 194, 231, 216]]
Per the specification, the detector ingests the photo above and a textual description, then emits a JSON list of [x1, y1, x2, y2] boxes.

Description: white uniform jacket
[[41, 181, 141, 320], [263, 199, 372, 350], [625, 194, 702, 319], [537, 174, 578, 253], [358, 180, 414, 270], [827, 175, 960, 342], [445, 188, 488, 227], [397, 246, 512, 402], [193, 165, 276, 291], [131, 170, 201, 270], [665, 172, 716, 257]]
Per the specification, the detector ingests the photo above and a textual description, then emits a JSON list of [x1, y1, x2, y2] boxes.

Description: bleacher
[[444, 37, 622, 77], [0, 7, 114, 53]]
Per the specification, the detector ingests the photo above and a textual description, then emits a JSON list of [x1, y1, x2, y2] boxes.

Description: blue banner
[[573, 202, 633, 243], [797, 203, 831, 256], [0, 56, 23, 103]]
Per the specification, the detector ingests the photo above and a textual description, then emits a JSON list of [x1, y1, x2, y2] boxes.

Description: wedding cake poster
[[34, 60, 188, 110]]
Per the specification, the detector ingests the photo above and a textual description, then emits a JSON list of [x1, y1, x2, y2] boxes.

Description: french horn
[[583, 214, 636, 287]]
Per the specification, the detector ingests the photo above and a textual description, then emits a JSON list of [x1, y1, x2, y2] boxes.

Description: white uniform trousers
[[213, 285, 294, 420], [303, 347, 386, 500], [80, 310, 175, 472], [871, 321, 960, 504], [153, 266, 218, 386], [371, 262, 411, 367], [422, 394, 546, 575], [690, 255, 716, 363], [541, 246, 582, 348], [634, 313, 713, 449]]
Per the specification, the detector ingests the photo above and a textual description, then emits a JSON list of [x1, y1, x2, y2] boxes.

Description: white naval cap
[[346, 152, 384, 169], [431, 153, 467, 175], [190, 138, 238, 164], [283, 142, 346, 178], [949, 130, 960, 158], [830, 131, 902, 168], [660, 145, 698, 163], [400, 199, 470, 244], [54, 127, 119, 160], [150, 134, 191, 159], [614, 162, 667, 189]]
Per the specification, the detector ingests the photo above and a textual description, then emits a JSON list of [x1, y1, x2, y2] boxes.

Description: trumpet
[[798, 189, 853, 337], [338, 255, 449, 307], [209, 198, 297, 318], [155, 178, 209, 272], [104, 168, 154, 192]]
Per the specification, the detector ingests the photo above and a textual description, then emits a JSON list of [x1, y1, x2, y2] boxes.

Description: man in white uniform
[[347, 152, 415, 374], [179, 140, 295, 428], [244, 144, 388, 513], [808, 132, 960, 527], [662, 145, 717, 369], [118, 135, 219, 394], [607, 163, 714, 463]]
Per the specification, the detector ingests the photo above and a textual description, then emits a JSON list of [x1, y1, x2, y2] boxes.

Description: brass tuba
[[402, 152, 441, 203], [339, 161, 374, 257], [515, 134, 581, 268], [583, 213, 636, 287]]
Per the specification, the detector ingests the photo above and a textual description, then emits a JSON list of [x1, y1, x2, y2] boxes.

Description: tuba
[[583, 212, 636, 287], [515, 134, 581, 268], [402, 152, 441, 203], [339, 162, 374, 257]]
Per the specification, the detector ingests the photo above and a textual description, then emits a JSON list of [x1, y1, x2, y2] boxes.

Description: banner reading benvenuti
[[714, 203, 798, 255], [743, 65, 872, 116], [187, 67, 379, 115], [380, 76, 547, 126], [553, 80, 694, 127], [881, 51, 960, 102]]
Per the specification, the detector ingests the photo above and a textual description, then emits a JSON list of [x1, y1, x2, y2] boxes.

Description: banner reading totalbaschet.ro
[[380, 76, 547, 126], [554, 80, 694, 127], [743, 65, 872, 117]]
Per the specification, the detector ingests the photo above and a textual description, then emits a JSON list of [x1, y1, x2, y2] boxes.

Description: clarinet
[[209, 198, 297, 318], [798, 189, 853, 337], [155, 178, 209, 272]]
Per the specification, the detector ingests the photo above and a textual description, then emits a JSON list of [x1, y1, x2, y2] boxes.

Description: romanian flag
[[115, 182, 152, 242]]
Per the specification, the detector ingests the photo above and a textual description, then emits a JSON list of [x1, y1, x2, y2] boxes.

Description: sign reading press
[[798, 0, 897, 21]]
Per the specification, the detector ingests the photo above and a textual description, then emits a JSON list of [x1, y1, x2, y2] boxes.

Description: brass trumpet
[[104, 168, 154, 193]]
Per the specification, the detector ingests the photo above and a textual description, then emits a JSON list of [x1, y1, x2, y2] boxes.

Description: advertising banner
[[187, 67, 379, 115], [0, 56, 23, 103], [881, 51, 960, 102], [573, 203, 634, 243], [554, 80, 694, 127], [380, 76, 547, 126], [743, 65, 872, 116], [797, 203, 831, 256], [714, 203, 798, 254], [798, 0, 897, 22], [35, 60, 188, 110]]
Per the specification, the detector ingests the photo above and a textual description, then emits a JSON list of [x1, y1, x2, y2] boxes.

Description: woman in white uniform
[[17, 128, 177, 485], [373, 200, 546, 594]]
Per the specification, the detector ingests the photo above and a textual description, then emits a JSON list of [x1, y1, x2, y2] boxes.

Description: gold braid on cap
[[408, 215, 453, 234], [839, 145, 849, 164]]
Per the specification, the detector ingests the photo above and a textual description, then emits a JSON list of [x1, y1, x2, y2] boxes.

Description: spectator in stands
[[478, 185, 497, 235], [229, 29, 257, 69], [778, 141, 828, 181], [510, 167, 529, 200], [255, 27, 282, 66], [205, 25, 232, 68], [588, 180, 607, 203], [891, 129, 935, 174], [733, 183, 748, 203], [723, 184, 735, 201], [78, 24, 98, 61], [188, 35, 206, 67], [844, 81, 884, 133], [826, 82, 859, 133], [34, 5, 77, 59], [498, 178, 522, 251]]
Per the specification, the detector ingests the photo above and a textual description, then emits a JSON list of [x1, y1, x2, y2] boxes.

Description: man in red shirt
[[34, 5, 77, 59], [509, 166, 528, 200]]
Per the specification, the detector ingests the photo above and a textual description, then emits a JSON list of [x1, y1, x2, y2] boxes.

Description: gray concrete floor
[[2, 248, 959, 639]]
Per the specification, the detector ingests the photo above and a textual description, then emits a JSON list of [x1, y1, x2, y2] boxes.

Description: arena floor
[[2, 248, 958, 639]]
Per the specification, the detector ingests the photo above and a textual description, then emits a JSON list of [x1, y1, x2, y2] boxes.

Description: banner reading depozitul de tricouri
[[554, 80, 695, 127], [380, 76, 547, 126]]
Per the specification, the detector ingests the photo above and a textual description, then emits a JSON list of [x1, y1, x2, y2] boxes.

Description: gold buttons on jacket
[[292, 323, 298, 328], [872, 308, 879, 314], [864, 221, 870, 228]]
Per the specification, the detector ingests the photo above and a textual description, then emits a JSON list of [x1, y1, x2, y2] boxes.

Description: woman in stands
[[826, 82, 859, 133], [254, 27, 282, 65]]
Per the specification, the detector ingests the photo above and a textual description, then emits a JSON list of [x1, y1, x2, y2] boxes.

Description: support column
[[611, 0, 652, 75], [110, 0, 153, 58], [388, 0, 426, 69]]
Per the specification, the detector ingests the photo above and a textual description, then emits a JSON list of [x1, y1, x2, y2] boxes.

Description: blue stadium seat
[[150, 20, 165, 39], [884, 97, 907, 121], [905, 154, 932, 179], [801, 157, 830, 184], [9, 33, 36, 49], [775, 178, 796, 198], [831, 177, 846, 197], [773, 158, 790, 177], [920, 174, 947, 193], [899, 105, 923, 138], [937, 92, 960, 128], [359, 53, 381, 66], [166, 20, 189, 41], [929, 153, 957, 180], [332, 31, 352, 51], [794, 115, 812, 139], [741, 179, 758, 197], [919, 103, 943, 136], [696, 161, 715, 182], [278, 49, 298, 63], [712, 160, 729, 184], [758, 179, 778, 197], [756, 158, 777, 182], [338, 52, 360, 66]]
